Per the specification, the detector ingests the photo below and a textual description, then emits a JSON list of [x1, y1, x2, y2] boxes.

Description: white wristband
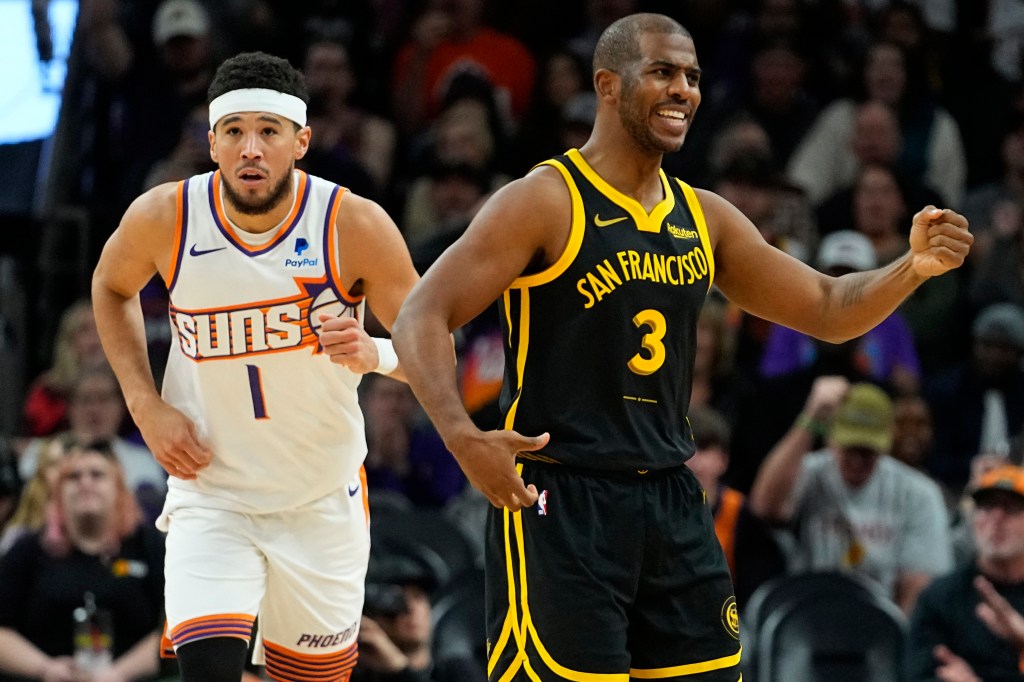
[[372, 338, 399, 375]]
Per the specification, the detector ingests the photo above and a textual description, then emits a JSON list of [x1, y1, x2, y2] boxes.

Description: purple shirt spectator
[[759, 314, 921, 388]]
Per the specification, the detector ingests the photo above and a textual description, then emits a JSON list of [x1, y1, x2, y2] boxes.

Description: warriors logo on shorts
[[721, 596, 740, 640]]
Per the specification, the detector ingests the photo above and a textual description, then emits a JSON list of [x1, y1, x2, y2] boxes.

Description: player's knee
[[176, 637, 248, 682]]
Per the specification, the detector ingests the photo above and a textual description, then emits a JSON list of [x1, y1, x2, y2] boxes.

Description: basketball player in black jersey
[[393, 13, 971, 682]]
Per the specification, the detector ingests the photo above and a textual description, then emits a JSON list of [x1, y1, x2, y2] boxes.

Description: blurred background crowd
[[2, 0, 1024, 679]]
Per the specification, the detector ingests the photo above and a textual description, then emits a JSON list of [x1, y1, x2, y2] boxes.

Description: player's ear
[[594, 68, 619, 102], [209, 128, 218, 163], [294, 125, 311, 161]]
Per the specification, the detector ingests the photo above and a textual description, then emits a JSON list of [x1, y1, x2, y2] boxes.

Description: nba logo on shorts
[[537, 490, 549, 516]]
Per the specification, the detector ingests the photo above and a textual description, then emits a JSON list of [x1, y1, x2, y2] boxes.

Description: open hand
[[447, 428, 549, 511], [909, 206, 972, 278]]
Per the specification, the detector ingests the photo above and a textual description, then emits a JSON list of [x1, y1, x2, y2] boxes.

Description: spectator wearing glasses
[[0, 440, 165, 680], [907, 465, 1024, 681]]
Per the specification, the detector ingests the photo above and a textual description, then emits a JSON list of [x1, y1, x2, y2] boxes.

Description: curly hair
[[208, 51, 309, 106]]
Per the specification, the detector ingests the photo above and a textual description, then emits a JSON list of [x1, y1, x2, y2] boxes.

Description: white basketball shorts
[[161, 473, 369, 679]]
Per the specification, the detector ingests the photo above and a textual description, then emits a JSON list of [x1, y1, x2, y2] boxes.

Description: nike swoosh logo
[[594, 214, 628, 227], [348, 484, 360, 497], [189, 244, 227, 257]]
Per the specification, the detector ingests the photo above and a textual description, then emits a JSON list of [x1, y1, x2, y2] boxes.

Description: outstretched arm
[[703, 190, 972, 342], [92, 184, 212, 479], [392, 168, 569, 511]]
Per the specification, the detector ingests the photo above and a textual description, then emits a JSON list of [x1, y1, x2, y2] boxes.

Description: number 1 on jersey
[[628, 308, 667, 375], [246, 364, 269, 419]]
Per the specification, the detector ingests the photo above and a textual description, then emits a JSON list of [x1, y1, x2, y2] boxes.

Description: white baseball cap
[[152, 0, 210, 46], [817, 230, 877, 273]]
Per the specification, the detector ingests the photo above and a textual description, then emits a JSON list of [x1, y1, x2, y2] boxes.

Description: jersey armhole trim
[[325, 185, 364, 304], [166, 179, 189, 293], [677, 180, 715, 292], [510, 160, 585, 289]]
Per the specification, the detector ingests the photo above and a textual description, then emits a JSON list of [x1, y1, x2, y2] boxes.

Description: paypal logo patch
[[295, 238, 309, 256]]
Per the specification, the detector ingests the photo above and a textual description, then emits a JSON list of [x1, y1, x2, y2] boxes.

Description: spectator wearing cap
[[906, 465, 1024, 682], [96, 0, 217, 215], [750, 378, 953, 614], [757, 230, 922, 395], [925, 303, 1024, 492], [147, 0, 216, 126], [152, 0, 209, 48]]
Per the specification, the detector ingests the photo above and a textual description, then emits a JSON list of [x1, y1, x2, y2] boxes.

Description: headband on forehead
[[208, 88, 307, 129]]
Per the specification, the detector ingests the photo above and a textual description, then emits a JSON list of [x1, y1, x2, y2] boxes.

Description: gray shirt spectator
[[751, 378, 953, 614], [789, 448, 952, 598]]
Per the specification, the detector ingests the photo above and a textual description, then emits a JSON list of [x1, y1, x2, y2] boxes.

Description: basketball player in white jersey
[[91, 52, 420, 680]]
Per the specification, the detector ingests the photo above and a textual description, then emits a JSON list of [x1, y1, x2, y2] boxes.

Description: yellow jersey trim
[[511, 160, 586, 289], [677, 180, 715, 292], [566, 148, 675, 234], [510, 502, 630, 681], [501, 289, 530, 431], [629, 647, 742, 678], [486, 540, 518, 676]]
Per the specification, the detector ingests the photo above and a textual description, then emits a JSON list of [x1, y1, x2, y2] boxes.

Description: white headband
[[208, 88, 307, 129]]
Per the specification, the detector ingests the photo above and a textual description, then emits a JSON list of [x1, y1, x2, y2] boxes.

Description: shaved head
[[593, 13, 691, 74]]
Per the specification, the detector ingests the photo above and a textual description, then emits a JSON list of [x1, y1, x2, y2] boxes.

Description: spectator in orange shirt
[[391, 0, 536, 134]]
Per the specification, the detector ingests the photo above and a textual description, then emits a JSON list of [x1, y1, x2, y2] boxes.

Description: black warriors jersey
[[499, 149, 714, 471]]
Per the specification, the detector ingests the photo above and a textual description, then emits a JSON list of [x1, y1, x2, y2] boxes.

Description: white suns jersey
[[159, 169, 366, 518]]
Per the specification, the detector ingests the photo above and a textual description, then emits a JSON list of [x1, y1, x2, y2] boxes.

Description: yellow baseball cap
[[829, 383, 893, 453]]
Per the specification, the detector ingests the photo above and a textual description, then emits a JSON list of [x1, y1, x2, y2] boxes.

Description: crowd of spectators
[[4, 0, 1024, 679]]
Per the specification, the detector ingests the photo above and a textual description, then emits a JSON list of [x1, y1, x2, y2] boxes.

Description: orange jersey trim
[[166, 179, 188, 291], [210, 170, 310, 254], [324, 186, 363, 304]]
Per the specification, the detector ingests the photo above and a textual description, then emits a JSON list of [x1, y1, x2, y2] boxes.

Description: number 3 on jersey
[[628, 308, 667, 376]]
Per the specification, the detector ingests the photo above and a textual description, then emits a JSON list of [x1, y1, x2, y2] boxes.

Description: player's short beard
[[222, 166, 294, 216], [618, 75, 684, 155]]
